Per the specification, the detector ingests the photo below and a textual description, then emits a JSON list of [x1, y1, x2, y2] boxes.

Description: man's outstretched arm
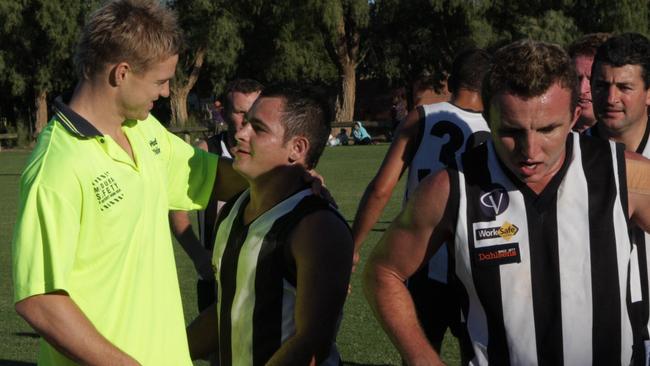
[[16, 291, 140, 365], [351, 108, 423, 263], [267, 210, 353, 366], [363, 170, 454, 366]]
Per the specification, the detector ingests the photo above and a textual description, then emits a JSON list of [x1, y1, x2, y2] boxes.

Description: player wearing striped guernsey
[[352, 49, 491, 359], [187, 85, 353, 365], [589, 33, 650, 356], [365, 40, 650, 365]]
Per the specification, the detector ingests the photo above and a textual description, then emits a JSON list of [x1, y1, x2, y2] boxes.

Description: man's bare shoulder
[[392, 168, 454, 240], [290, 207, 352, 259], [294, 209, 351, 242]]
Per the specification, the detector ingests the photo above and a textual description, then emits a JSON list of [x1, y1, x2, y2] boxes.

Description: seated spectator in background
[[187, 84, 352, 365], [337, 128, 350, 145], [352, 121, 372, 145], [327, 133, 340, 146]]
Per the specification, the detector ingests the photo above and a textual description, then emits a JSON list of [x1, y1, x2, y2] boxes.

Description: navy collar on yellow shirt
[[53, 96, 103, 138]]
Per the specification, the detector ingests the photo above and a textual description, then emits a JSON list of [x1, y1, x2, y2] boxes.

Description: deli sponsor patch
[[473, 243, 521, 266]]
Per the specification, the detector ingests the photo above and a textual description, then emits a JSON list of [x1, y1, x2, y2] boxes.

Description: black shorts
[[408, 269, 474, 364], [408, 270, 460, 342]]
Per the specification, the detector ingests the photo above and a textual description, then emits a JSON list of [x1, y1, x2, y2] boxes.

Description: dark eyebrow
[[498, 120, 524, 130], [538, 122, 562, 131], [248, 116, 269, 129]]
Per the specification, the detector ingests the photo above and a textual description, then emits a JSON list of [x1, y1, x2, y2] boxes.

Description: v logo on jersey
[[479, 185, 509, 217]]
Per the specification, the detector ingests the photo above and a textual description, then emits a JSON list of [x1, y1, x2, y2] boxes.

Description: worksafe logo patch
[[92, 171, 124, 211], [475, 221, 519, 241]]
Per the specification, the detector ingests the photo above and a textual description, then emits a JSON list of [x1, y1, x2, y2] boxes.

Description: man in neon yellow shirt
[[11, 0, 245, 364]]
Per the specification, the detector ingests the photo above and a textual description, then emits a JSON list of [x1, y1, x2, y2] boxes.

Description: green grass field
[[0, 145, 459, 365]]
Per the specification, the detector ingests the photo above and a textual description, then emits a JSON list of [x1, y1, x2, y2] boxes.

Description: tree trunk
[[170, 48, 206, 127], [335, 62, 356, 122], [169, 92, 189, 127], [35, 89, 48, 134]]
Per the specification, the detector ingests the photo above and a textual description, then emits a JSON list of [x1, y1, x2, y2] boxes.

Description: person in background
[[336, 128, 350, 146], [352, 121, 372, 145], [567, 32, 611, 132], [589, 32, 650, 352]]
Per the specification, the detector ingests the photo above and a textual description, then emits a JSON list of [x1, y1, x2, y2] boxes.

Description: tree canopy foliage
[[1, 0, 649, 139]]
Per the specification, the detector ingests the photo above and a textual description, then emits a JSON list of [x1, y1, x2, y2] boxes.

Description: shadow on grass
[[0, 361, 36, 366], [13, 332, 39, 338], [343, 362, 393, 366]]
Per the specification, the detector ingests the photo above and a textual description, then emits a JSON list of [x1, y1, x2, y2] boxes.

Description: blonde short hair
[[74, 0, 182, 79]]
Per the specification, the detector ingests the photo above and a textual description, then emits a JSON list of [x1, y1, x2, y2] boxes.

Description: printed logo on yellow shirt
[[93, 171, 124, 211], [149, 139, 161, 155]]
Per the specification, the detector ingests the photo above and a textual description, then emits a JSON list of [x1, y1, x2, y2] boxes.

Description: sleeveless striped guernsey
[[212, 188, 342, 366], [406, 102, 490, 283], [453, 132, 642, 365], [629, 123, 650, 344], [587, 121, 650, 345]]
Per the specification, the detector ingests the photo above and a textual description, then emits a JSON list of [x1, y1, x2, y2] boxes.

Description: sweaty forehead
[[491, 84, 573, 127]]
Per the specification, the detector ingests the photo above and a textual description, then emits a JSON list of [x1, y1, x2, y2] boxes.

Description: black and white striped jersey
[[406, 102, 490, 283], [627, 124, 650, 343], [453, 132, 642, 365], [212, 188, 343, 366], [587, 122, 650, 343]]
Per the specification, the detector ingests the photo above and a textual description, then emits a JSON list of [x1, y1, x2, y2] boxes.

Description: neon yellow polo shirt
[[12, 99, 217, 365]]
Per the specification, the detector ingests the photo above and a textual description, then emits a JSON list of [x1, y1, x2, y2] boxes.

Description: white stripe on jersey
[[608, 140, 636, 366], [455, 156, 490, 366], [636, 136, 650, 338], [555, 138, 592, 364]]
